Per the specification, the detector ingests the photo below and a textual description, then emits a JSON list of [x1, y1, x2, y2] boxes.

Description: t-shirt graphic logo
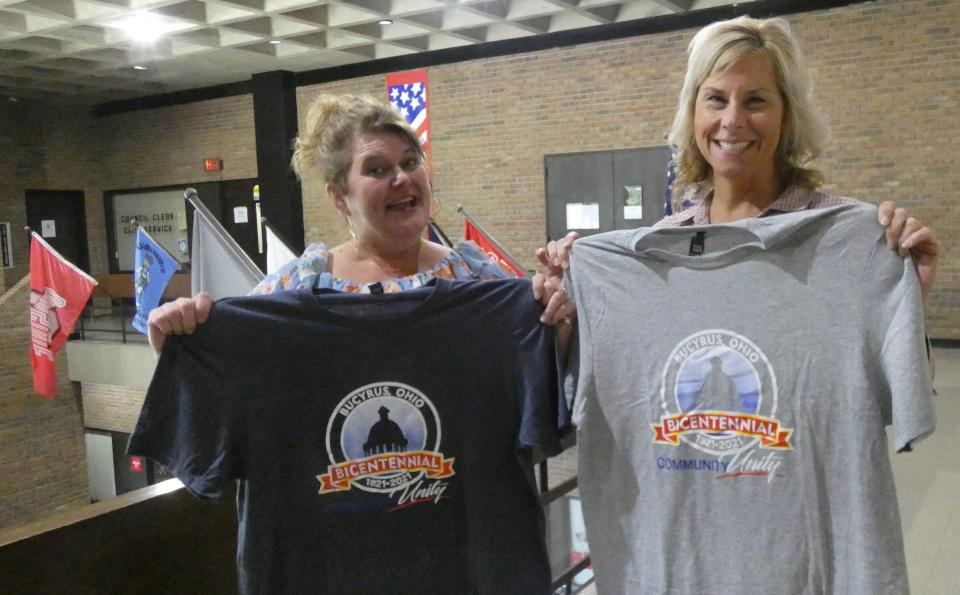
[[652, 330, 793, 456], [318, 382, 455, 496]]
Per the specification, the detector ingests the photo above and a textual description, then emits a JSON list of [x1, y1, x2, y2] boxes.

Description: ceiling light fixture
[[133, 65, 147, 70], [269, 39, 282, 45], [116, 13, 165, 43], [378, 19, 393, 25]]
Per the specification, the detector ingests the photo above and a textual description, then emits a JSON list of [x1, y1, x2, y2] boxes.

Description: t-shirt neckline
[[300, 277, 449, 328]]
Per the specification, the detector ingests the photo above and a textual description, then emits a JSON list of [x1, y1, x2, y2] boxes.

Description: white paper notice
[[624, 185, 643, 219], [41, 219, 56, 238], [233, 206, 249, 224], [565, 203, 600, 230]]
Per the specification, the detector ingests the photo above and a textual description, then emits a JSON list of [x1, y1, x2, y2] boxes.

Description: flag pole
[[456, 205, 525, 269], [184, 188, 264, 279], [427, 220, 454, 248]]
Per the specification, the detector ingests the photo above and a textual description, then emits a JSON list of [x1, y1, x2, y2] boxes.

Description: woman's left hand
[[532, 233, 579, 326], [878, 201, 939, 300]]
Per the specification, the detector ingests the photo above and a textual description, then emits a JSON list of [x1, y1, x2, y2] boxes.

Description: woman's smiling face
[[694, 52, 785, 189]]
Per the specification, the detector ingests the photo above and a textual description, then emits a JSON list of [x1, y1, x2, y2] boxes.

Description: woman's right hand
[[147, 292, 213, 359]]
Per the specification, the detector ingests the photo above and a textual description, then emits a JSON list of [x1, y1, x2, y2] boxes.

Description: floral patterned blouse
[[251, 241, 509, 295]]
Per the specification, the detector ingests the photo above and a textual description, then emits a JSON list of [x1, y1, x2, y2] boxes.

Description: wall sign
[[112, 189, 188, 271]]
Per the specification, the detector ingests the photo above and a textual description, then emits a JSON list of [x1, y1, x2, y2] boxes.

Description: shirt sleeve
[[861, 237, 935, 452], [512, 288, 564, 455], [127, 310, 246, 501], [567, 257, 595, 428], [456, 241, 510, 280]]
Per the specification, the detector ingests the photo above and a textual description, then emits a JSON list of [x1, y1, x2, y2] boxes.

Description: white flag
[[264, 221, 298, 275], [187, 190, 263, 299]]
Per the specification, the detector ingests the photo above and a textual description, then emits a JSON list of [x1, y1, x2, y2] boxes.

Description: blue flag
[[132, 226, 179, 334]]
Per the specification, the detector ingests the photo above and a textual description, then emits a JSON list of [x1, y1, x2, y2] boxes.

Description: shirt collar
[[675, 185, 814, 225]]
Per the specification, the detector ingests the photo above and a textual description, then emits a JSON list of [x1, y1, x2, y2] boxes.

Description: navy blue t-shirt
[[129, 278, 563, 594]]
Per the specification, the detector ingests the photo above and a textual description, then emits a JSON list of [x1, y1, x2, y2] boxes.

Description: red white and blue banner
[[29, 232, 97, 397], [386, 69, 431, 166]]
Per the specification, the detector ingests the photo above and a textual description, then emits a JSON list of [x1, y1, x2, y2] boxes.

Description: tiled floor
[[894, 347, 960, 595]]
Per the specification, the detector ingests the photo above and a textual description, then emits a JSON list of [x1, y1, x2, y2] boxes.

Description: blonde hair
[[667, 16, 828, 195], [291, 94, 423, 192]]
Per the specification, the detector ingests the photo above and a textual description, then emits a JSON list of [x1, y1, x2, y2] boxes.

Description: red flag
[[462, 215, 526, 278], [29, 232, 97, 397]]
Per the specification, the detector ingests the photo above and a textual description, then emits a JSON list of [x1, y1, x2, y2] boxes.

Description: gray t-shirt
[[569, 203, 934, 594]]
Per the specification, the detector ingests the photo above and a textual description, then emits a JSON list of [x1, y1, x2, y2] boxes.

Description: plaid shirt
[[656, 185, 856, 228]]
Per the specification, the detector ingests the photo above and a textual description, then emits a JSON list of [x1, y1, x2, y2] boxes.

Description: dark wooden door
[[25, 189, 90, 272], [218, 178, 265, 273]]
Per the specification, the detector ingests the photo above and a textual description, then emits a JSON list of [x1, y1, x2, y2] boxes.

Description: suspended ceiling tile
[[325, 27, 373, 49], [326, 3, 383, 27], [372, 40, 414, 58], [212, 0, 264, 11], [617, 0, 673, 20], [217, 27, 262, 45], [205, 1, 259, 23], [285, 29, 325, 48], [0, 9, 28, 30], [484, 22, 535, 42], [263, 0, 315, 11], [169, 26, 221, 46], [36, 54, 103, 69], [462, 1, 508, 20], [5, 34, 63, 51], [549, 9, 605, 31], [426, 31, 473, 51], [512, 15, 550, 33], [504, 0, 562, 19], [24, 11, 73, 30], [221, 15, 271, 35], [153, 1, 209, 23], [74, 0, 128, 20], [73, 45, 128, 61], [169, 37, 210, 54], [442, 7, 496, 28], [401, 10, 441, 30], [391, 0, 445, 12], [0, 46, 36, 58], [270, 15, 319, 36], [53, 23, 105, 43]]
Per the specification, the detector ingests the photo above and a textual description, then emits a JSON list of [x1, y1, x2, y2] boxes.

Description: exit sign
[[203, 158, 222, 172]]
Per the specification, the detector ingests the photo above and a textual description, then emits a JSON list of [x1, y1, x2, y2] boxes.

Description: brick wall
[[295, 0, 958, 336], [0, 277, 89, 528], [81, 383, 147, 435]]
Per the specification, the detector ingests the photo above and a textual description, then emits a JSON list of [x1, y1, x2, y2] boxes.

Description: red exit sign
[[203, 158, 222, 172]]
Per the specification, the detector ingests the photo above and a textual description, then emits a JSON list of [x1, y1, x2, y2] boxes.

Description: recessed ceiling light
[[133, 65, 147, 70], [378, 19, 393, 25], [269, 39, 282, 45], [116, 14, 165, 43]]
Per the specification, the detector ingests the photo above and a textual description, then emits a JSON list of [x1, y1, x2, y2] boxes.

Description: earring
[[429, 194, 442, 219], [345, 217, 357, 240]]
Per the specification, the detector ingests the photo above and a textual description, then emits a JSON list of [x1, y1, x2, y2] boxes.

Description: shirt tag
[[689, 231, 706, 256], [368, 282, 384, 295]]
